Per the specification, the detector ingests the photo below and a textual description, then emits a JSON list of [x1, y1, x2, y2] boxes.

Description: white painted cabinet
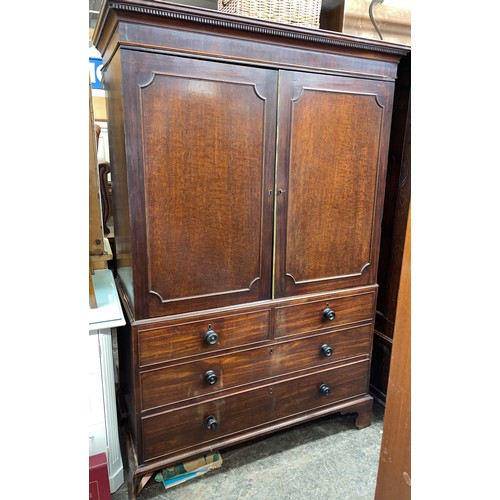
[[89, 270, 125, 493]]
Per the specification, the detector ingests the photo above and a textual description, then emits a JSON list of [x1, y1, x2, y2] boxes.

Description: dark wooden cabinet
[[93, 1, 408, 496], [370, 52, 411, 403]]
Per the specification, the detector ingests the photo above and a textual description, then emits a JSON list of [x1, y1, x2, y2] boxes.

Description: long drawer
[[275, 290, 375, 338], [140, 324, 372, 410], [142, 359, 369, 462], [138, 309, 271, 367]]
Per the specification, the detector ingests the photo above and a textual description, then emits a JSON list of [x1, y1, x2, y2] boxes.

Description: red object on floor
[[89, 453, 111, 500]]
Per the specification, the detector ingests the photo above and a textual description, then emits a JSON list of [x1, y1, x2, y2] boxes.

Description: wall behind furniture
[[169, 0, 217, 8], [321, 0, 411, 45]]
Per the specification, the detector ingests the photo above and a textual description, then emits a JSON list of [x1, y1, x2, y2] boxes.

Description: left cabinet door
[[121, 52, 278, 318]]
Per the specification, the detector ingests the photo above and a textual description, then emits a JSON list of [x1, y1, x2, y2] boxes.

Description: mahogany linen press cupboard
[[92, 1, 409, 496]]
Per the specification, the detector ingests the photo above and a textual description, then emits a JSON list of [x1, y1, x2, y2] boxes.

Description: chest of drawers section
[[126, 286, 377, 466], [142, 359, 370, 464]]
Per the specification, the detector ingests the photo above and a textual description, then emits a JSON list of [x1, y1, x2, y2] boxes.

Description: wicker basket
[[218, 0, 321, 29]]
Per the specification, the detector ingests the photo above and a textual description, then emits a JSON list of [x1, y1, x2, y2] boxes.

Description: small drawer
[[140, 324, 372, 410], [138, 309, 271, 367], [275, 291, 375, 338], [141, 359, 369, 462]]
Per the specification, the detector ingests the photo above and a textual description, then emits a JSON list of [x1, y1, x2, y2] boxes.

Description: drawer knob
[[204, 370, 218, 385], [320, 344, 333, 357], [204, 328, 219, 345], [205, 415, 218, 430], [319, 383, 331, 396], [323, 306, 336, 321]]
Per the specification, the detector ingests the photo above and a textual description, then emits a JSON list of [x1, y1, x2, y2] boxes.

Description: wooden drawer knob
[[205, 415, 218, 430], [204, 327, 219, 345], [204, 370, 218, 385], [319, 383, 331, 396], [323, 306, 336, 321], [320, 344, 333, 357]]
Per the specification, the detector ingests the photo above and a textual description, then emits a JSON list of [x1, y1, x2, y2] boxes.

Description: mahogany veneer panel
[[275, 290, 375, 338], [142, 360, 369, 462], [138, 309, 271, 367], [275, 71, 394, 297], [121, 51, 277, 318], [140, 324, 372, 410]]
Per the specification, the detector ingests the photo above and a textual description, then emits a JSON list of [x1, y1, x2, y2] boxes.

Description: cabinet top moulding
[[92, 0, 409, 81]]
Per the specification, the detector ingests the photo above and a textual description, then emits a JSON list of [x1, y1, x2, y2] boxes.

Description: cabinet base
[[123, 395, 373, 499]]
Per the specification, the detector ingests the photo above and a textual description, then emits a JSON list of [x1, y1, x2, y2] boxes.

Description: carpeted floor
[[111, 401, 384, 499]]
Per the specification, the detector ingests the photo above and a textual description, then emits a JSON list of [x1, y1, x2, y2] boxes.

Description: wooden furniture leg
[[354, 398, 373, 429], [339, 396, 373, 429], [124, 430, 154, 499]]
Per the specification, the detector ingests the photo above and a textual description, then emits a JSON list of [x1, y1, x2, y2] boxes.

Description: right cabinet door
[[274, 71, 395, 298]]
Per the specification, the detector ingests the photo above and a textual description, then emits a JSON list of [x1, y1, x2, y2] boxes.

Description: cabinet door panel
[[275, 71, 394, 297], [122, 53, 277, 318]]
